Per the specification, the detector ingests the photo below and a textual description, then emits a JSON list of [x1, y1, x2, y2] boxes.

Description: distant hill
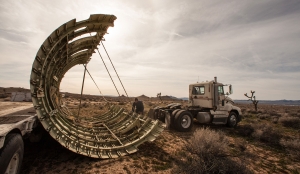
[[0, 87, 30, 94], [235, 100, 300, 106], [179, 97, 189, 101], [2, 87, 299, 105], [137, 95, 150, 101], [178, 98, 300, 105]]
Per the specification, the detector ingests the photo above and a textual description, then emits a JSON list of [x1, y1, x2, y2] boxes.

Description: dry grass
[[11, 100, 299, 174], [251, 123, 282, 146], [279, 116, 300, 129], [280, 139, 300, 161], [237, 122, 282, 147], [174, 128, 251, 174]]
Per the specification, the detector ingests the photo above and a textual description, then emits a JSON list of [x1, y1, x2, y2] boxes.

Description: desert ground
[[0, 95, 300, 174]]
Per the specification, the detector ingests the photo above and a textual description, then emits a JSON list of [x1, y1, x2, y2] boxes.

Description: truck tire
[[171, 109, 181, 117], [227, 112, 238, 128], [170, 109, 181, 128], [174, 110, 193, 132], [164, 112, 171, 130], [0, 133, 24, 174]]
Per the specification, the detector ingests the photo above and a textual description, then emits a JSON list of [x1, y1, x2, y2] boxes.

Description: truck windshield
[[218, 86, 224, 94]]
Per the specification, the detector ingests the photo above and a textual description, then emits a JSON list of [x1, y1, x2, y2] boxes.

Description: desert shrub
[[279, 116, 300, 129], [238, 124, 254, 137], [248, 110, 257, 114], [148, 102, 154, 107], [259, 109, 268, 114], [174, 128, 251, 174], [81, 102, 89, 108], [187, 128, 228, 157], [252, 124, 282, 146], [257, 114, 270, 120], [289, 112, 299, 117], [280, 139, 300, 160], [118, 101, 125, 105], [0, 94, 8, 98], [271, 116, 279, 124], [268, 110, 281, 117], [256, 110, 262, 114], [4, 97, 10, 101]]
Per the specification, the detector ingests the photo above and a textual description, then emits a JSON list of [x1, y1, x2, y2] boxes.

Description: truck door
[[218, 85, 226, 109], [191, 84, 213, 108], [211, 85, 228, 124]]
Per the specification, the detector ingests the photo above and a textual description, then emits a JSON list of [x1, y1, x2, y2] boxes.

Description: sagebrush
[[174, 128, 251, 174]]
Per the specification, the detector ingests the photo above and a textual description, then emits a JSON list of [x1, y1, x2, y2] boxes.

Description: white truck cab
[[150, 77, 243, 132]]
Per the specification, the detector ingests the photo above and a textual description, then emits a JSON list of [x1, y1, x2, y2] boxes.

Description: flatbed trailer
[[0, 114, 37, 173]]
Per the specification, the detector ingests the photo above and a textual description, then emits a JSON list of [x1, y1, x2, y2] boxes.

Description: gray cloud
[[0, 0, 299, 100]]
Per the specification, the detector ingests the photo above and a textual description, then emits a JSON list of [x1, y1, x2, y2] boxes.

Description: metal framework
[[30, 14, 165, 158]]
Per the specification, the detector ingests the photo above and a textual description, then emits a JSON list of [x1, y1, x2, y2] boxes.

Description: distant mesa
[[134, 94, 181, 101], [136, 94, 150, 101]]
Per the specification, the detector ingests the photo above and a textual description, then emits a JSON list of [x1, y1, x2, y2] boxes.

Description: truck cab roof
[[189, 81, 224, 86]]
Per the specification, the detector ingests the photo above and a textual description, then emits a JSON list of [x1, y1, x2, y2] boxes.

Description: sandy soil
[[0, 101, 33, 116], [1, 99, 300, 173]]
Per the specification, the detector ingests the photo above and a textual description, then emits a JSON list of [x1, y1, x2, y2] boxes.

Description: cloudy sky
[[0, 0, 299, 100]]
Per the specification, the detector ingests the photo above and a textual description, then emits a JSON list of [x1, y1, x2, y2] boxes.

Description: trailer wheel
[[227, 112, 238, 128], [0, 133, 24, 174], [175, 110, 193, 132]]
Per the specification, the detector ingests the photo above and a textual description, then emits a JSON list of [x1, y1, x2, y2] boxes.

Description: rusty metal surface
[[30, 14, 165, 158]]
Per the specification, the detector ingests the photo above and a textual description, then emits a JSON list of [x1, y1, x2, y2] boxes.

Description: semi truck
[[148, 77, 243, 132]]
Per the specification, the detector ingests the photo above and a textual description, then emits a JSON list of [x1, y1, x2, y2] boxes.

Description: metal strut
[[82, 64, 108, 102], [95, 47, 120, 96], [87, 29, 121, 97], [77, 64, 88, 117], [76, 63, 88, 148], [101, 41, 129, 98]]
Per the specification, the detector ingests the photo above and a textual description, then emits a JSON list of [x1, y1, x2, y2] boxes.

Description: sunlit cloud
[[0, 0, 299, 100]]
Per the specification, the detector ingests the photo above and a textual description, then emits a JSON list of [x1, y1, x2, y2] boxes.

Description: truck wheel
[[175, 110, 193, 132], [0, 133, 24, 174], [227, 112, 238, 128], [170, 109, 181, 128], [171, 109, 181, 117], [164, 112, 171, 129]]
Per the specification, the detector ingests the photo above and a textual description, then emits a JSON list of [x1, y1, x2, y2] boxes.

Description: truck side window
[[218, 86, 224, 94], [192, 86, 205, 95]]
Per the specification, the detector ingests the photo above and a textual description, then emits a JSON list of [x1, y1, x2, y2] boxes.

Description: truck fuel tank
[[196, 112, 211, 123]]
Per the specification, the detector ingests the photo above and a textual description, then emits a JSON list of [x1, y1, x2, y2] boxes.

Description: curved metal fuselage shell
[[30, 14, 165, 158]]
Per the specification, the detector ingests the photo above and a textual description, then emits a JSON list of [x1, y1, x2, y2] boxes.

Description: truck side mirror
[[229, 85, 233, 94]]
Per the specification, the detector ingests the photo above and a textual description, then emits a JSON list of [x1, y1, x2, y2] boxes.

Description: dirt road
[[0, 101, 34, 116]]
